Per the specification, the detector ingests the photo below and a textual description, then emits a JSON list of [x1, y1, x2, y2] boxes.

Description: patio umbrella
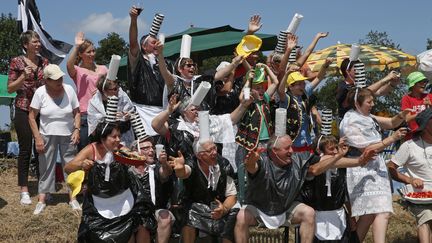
[[306, 44, 417, 75]]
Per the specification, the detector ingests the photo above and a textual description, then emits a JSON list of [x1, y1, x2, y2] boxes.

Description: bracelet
[[74, 127, 81, 131], [381, 140, 388, 147], [390, 83, 397, 88]]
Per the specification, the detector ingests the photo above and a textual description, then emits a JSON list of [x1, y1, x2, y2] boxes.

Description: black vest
[[128, 53, 173, 106]]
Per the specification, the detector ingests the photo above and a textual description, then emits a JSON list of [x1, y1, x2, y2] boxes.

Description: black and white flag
[[17, 0, 72, 64]]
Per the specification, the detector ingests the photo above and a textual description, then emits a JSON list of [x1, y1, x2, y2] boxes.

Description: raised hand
[[168, 94, 181, 114], [316, 32, 329, 39], [168, 151, 185, 171], [286, 34, 298, 50], [248, 15, 262, 34], [75, 32, 85, 46]]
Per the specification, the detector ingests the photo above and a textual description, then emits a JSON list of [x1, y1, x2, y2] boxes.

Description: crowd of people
[[6, 5, 432, 243]]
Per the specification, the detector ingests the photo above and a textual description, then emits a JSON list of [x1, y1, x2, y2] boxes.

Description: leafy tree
[[314, 77, 340, 113], [95, 32, 128, 65], [360, 30, 405, 115], [359, 30, 401, 50], [95, 32, 129, 90], [427, 38, 432, 50], [0, 13, 21, 131], [0, 13, 21, 74]]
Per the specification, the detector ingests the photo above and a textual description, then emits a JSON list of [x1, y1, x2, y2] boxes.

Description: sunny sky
[[1, 0, 432, 128]]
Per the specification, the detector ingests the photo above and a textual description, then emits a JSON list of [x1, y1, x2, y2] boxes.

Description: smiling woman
[[66, 32, 108, 151]]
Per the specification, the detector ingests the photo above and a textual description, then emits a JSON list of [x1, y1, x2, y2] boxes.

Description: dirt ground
[[0, 158, 420, 242]]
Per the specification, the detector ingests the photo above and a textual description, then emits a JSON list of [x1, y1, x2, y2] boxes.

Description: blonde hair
[[75, 39, 94, 65]]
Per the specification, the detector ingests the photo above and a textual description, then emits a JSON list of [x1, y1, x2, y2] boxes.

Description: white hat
[[149, 13, 164, 37], [105, 96, 119, 123], [288, 47, 297, 63], [180, 34, 192, 59], [106, 55, 121, 81], [275, 31, 288, 54], [216, 61, 230, 72], [43, 64, 65, 80], [320, 109, 333, 136], [130, 110, 150, 142]]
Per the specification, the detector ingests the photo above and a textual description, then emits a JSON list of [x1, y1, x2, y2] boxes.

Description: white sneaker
[[20, 192, 32, 205], [33, 202, 46, 215], [69, 199, 81, 211]]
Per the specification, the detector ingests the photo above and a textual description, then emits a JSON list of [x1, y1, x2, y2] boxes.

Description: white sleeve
[[225, 176, 237, 197], [391, 141, 410, 167], [30, 88, 42, 110]]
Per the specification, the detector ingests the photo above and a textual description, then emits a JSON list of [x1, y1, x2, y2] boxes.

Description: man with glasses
[[168, 139, 238, 243], [129, 135, 175, 243]]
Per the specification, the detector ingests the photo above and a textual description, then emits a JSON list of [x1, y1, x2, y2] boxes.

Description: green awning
[[117, 25, 277, 80], [0, 74, 16, 106]]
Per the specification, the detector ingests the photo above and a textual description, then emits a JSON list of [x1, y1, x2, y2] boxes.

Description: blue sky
[[1, 0, 432, 128]]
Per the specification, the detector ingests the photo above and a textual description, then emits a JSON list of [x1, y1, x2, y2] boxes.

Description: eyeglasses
[[184, 63, 196, 68], [141, 146, 155, 151]]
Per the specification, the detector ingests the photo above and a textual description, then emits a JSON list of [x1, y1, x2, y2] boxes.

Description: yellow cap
[[236, 35, 262, 58], [66, 170, 85, 198], [286, 71, 308, 86]]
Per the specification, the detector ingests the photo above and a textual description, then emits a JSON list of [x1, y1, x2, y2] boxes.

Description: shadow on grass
[[0, 197, 8, 209]]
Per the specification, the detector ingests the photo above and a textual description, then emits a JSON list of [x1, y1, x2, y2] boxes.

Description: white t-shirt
[[392, 138, 432, 182], [30, 84, 79, 136]]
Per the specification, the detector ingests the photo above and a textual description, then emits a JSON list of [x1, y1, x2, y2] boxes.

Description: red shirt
[[401, 93, 432, 137], [8, 56, 49, 111]]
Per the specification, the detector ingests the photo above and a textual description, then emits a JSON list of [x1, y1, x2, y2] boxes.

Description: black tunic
[[78, 161, 156, 242]]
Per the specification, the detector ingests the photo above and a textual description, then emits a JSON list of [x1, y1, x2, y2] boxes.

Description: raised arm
[[244, 149, 260, 175], [369, 71, 400, 96], [151, 94, 180, 136], [155, 41, 176, 90], [246, 15, 262, 35], [129, 6, 141, 58], [309, 58, 333, 89], [66, 32, 85, 80], [296, 32, 329, 67], [168, 151, 190, 179], [230, 90, 254, 124], [214, 55, 243, 81], [278, 34, 297, 78], [277, 64, 299, 102], [372, 109, 410, 130]]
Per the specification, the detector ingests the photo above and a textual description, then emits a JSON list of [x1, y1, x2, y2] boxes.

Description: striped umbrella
[[306, 44, 417, 75]]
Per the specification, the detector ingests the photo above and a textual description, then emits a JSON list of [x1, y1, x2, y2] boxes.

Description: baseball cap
[[43, 64, 65, 80]]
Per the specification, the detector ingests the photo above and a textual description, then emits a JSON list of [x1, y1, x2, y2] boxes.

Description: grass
[[0, 158, 419, 242]]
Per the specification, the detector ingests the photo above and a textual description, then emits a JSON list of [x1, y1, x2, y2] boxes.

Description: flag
[[17, 0, 72, 64]]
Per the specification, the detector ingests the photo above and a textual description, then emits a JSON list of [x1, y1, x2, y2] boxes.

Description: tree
[[359, 30, 405, 115], [427, 38, 432, 50], [359, 30, 401, 50], [95, 32, 128, 65], [95, 32, 129, 90], [0, 13, 21, 74]]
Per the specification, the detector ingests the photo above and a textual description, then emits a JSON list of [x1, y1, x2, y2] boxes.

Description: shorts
[[408, 204, 432, 227], [244, 201, 301, 228]]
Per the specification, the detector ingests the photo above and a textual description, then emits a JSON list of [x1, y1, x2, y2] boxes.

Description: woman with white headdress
[[65, 122, 156, 242], [87, 74, 135, 146], [339, 88, 410, 242]]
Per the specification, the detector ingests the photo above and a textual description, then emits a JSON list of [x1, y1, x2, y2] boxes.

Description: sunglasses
[[106, 87, 119, 92], [184, 63, 196, 68]]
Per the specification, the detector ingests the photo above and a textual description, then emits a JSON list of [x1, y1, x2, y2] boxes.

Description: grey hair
[[193, 139, 213, 154], [267, 134, 291, 150]]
